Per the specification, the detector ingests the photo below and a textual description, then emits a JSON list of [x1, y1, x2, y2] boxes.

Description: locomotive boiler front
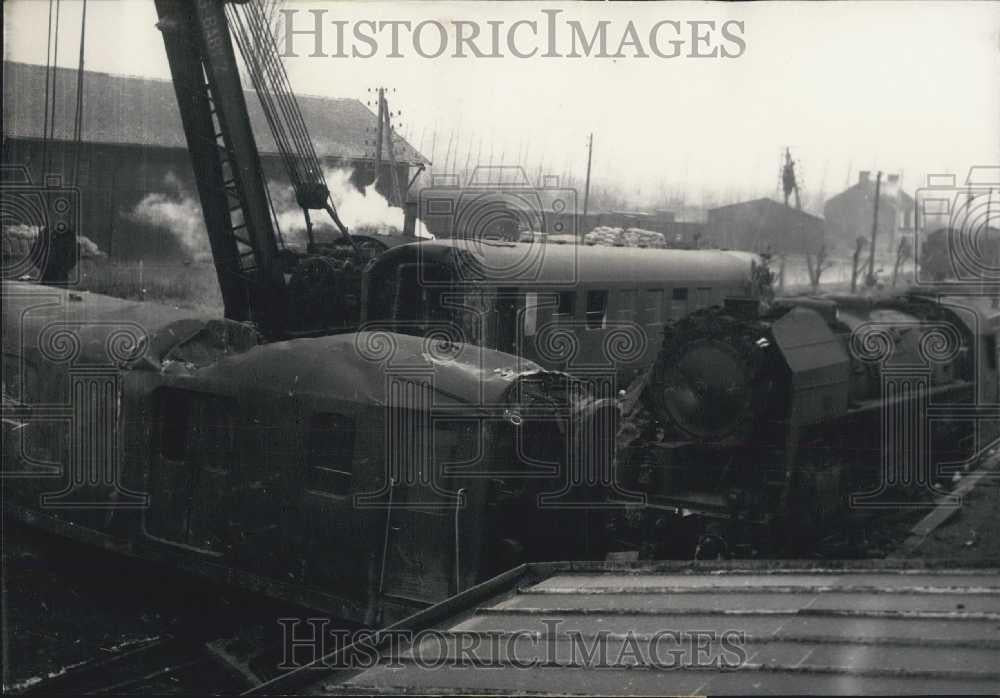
[[647, 302, 851, 447], [644, 296, 974, 447]]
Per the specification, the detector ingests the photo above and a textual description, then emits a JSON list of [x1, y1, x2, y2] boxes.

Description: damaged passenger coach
[[2, 282, 620, 625], [362, 238, 772, 385]]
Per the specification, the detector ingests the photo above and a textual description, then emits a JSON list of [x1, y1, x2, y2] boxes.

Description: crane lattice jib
[[156, 0, 286, 332], [156, 0, 362, 336]]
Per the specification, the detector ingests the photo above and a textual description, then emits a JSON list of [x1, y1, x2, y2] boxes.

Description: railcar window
[[987, 335, 998, 370], [586, 290, 608, 329], [434, 420, 482, 474], [2, 354, 50, 404], [159, 390, 190, 461], [1, 355, 59, 471], [669, 287, 689, 320], [157, 390, 237, 466], [644, 289, 663, 323], [555, 291, 575, 317], [390, 263, 456, 333], [618, 290, 637, 323], [2, 354, 24, 403], [523, 292, 539, 337], [453, 289, 494, 347], [696, 287, 713, 308], [306, 413, 356, 496]]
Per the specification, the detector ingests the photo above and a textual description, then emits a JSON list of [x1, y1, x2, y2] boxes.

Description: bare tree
[[850, 236, 867, 294], [805, 243, 832, 292], [891, 237, 912, 288]]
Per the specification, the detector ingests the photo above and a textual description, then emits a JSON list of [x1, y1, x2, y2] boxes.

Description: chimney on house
[[859, 171, 871, 185]]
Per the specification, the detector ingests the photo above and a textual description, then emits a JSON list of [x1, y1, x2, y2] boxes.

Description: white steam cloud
[[125, 168, 430, 261], [126, 191, 211, 261], [274, 167, 430, 245]]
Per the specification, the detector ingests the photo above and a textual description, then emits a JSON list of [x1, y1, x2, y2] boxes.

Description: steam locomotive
[[613, 292, 1000, 555]]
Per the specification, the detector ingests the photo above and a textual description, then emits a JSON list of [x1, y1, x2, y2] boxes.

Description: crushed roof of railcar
[[2, 281, 563, 408]]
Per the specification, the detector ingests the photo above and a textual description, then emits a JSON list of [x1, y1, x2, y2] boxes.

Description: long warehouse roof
[[2, 61, 428, 165]]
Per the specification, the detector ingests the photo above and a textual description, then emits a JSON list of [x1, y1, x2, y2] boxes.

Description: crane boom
[[155, 0, 364, 339], [155, 0, 287, 333]]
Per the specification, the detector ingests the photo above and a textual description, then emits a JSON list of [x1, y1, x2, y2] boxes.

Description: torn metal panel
[[2, 281, 259, 372]]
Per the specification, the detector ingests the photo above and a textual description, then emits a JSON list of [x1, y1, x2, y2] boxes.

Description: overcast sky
[[5, 1, 999, 212]]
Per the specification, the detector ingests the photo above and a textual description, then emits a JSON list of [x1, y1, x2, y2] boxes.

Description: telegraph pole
[[375, 87, 384, 179], [781, 147, 801, 210], [369, 87, 403, 205], [990, 188, 998, 309], [381, 94, 403, 206], [866, 171, 882, 288], [583, 133, 593, 218]]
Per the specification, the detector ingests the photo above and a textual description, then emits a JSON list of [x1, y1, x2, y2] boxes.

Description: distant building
[[2, 61, 427, 259], [705, 198, 825, 255], [823, 171, 915, 253]]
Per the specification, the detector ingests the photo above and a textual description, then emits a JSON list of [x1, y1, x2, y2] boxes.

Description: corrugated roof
[[277, 561, 1000, 696], [2, 61, 427, 165]]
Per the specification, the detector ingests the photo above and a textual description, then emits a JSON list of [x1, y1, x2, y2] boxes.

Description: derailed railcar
[[2, 281, 614, 625], [362, 239, 771, 386]]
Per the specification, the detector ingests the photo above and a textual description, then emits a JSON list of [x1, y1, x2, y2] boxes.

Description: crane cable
[[224, 0, 358, 255], [40, 0, 86, 186], [41, 0, 61, 175], [228, 3, 320, 193], [70, 0, 88, 186], [230, 2, 340, 219]]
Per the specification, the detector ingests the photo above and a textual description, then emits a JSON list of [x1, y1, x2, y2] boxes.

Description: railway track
[[1, 523, 328, 696], [4, 449, 996, 694], [20, 636, 227, 695]]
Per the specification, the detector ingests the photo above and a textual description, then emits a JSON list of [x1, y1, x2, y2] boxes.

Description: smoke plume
[[272, 167, 430, 245], [125, 168, 428, 261], [125, 192, 211, 262]]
